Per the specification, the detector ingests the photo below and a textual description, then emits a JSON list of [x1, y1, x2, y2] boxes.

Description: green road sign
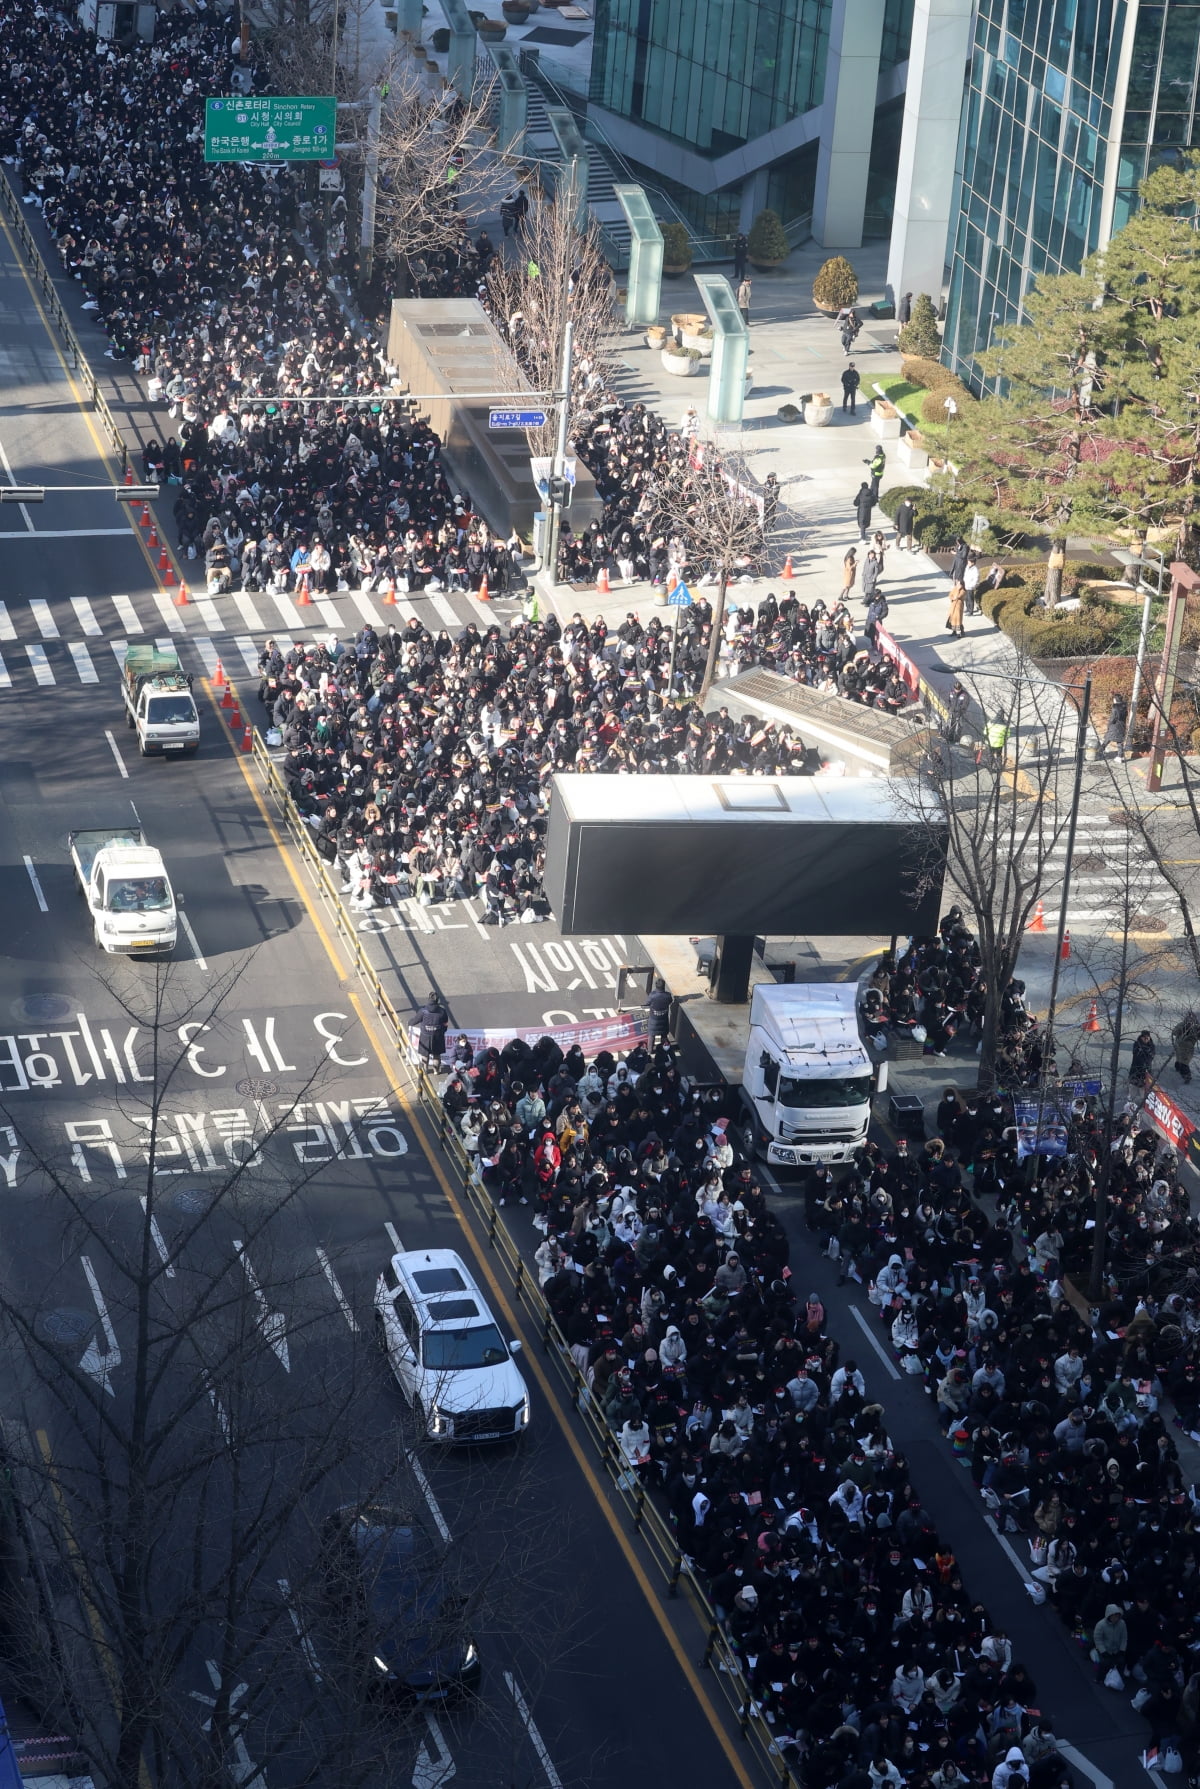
[[204, 96, 336, 163]]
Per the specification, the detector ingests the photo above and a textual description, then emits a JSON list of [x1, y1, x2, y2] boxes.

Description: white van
[[375, 1248, 530, 1443]]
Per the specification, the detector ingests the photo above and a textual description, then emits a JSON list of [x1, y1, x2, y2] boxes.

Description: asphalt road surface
[[0, 203, 751, 1789]]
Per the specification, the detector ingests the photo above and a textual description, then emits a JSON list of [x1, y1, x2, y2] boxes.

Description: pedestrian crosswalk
[[0, 583, 522, 691], [1041, 810, 1175, 933]]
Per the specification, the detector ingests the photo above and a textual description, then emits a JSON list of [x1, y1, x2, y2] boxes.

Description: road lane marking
[[233, 1241, 290, 1371], [193, 594, 224, 632], [103, 730, 129, 778], [152, 590, 186, 634], [849, 1304, 902, 1380], [179, 912, 208, 971], [234, 634, 260, 676], [406, 1449, 451, 1543], [191, 636, 219, 678], [0, 649, 13, 689], [348, 590, 379, 624], [314, 595, 341, 628], [29, 600, 58, 638], [0, 433, 34, 531], [428, 591, 460, 628], [203, 1372, 232, 1445], [110, 594, 142, 633], [25, 644, 53, 685], [69, 642, 98, 684], [0, 603, 14, 641], [412, 1716, 454, 1789], [22, 856, 47, 912], [278, 1578, 323, 1684], [270, 590, 303, 630], [138, 1197, 176, 1276], [384, 1222, 404, 1253], [79, 1255, 120, 1395], [233, 592, 264, 631], [504, 1672, 563, 1789], [71, 597, 101, 636], [316, 1247, 359, 1331]]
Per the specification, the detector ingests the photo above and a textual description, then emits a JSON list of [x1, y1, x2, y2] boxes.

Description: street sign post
[[667, 581, 693, 698], [204, 96, 336, 163], [489, 408, 548, 430]]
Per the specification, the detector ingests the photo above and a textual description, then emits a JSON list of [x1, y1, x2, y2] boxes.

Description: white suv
[[375, 1248, 531, 1443]]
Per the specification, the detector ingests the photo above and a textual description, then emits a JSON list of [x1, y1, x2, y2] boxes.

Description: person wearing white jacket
[[890, 1659, 925, 1714], [991, 1744, 1030, 1787]]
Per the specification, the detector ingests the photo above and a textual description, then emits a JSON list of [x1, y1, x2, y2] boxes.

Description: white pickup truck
[[69, 827, 178, 955], [121, 644, 199, 757]]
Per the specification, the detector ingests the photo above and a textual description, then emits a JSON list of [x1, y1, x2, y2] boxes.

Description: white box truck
[[69, 827, 178, 955], [737, 982, 874, 1166]]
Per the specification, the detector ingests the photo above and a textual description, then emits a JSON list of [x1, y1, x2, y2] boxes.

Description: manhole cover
[[12, 994, 74, 1024], [38, 1307, 93, 1345], [175, 1186, 214, 1214], [236, 1078, 279, 1099]]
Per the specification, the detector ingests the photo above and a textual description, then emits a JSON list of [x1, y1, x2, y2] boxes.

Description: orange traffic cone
[[1060, 929, 1071, 961], [383, 575, 397, 606], [296, 570, 312, 606], [229, 701, 241, 731], [241, 723, 253, 753], [175, 580, 190, 606], [1026, 901, 1046, 934], [667, 567, 678, 597], [478, 574, 490, 603], [164, 564, 175, 586], [782, 553, 795, 580], [139, 502, 151, 528], [221, 681, 233, 709], [214, 658, 226, 688], [123, 465, 133, 486], [157, 545, 169, 570], [147, 522, 158, 550], [1083, 999, 1100, 1033], [596, 563, 611, 596]]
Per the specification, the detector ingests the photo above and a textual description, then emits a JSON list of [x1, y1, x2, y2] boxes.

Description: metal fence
[[0, 171, 130, 475], [247, 727, 800, 1789]]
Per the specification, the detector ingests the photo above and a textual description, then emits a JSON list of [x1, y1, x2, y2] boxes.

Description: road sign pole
[[544, 318, 573, 587], [359, 86, 382, 289]]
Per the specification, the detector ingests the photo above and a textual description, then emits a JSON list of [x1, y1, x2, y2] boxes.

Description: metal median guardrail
[[248, 727, 799, 1789], [0, 171, 131, 475]]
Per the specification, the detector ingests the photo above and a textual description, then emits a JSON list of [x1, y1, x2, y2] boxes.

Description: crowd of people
[[424, 1002, 1076, 1789]]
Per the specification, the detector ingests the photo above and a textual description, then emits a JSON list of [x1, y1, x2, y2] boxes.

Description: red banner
[[1144, 1083, 1196, 1153], [875, 624, 921, 699]]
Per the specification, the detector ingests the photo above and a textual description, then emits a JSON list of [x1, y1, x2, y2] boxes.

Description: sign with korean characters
[[204, 96, 336, 163]]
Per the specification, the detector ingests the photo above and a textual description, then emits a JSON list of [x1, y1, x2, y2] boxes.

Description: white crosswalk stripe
[[0, 604, 14, 642], [348, 590, 380, 625], [110, 640, 127, 668], [29, 600, 58, 639], [427, 591, 461, 629], [71, 597, 102, 636], [26, 644, 54, 685], [153, 590, 186, 634], [233, 592, 265, 631], [270, 591, 304, 631], [0, 650, 12, 688], [314, 595, 341, 629], [193, 594, 225, 632], [68, 642, 99, 684], [110, 594, 142, 634], [234, 635, 260, 677], [192, 637, 219, 677]]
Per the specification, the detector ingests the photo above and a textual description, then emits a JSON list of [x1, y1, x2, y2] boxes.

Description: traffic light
[[547, 474, 571, 510]]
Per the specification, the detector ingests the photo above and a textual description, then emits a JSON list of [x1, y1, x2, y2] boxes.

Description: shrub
[[898, 292, 942, 357], [813, 255, 858, 309], [747, 208, 789, 264], [920, 380, 974, 424], [901, 355, 958, 390], [661, 221, 692, 271], [878, 484, 925, 522], [431, 25, 451, 47]]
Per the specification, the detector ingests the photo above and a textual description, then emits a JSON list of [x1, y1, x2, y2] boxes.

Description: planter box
[[805, 401, 833, 427], [896, 434, 928, 470], [661, 350, 698, 376], [680, 329, 712, 354], [870, 402, 903, 439]]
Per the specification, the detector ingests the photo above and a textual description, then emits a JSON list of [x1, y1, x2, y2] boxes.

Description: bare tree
[[639, 438, 772, 699], [374, 58, 503, 291], [483, 195, 617, 460], [0, 961, 581, 1789], [892, 654, 1082, 1089]]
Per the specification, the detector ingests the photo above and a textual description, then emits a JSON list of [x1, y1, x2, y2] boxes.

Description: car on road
[[325, 1503, 480, 1699], [375, 1248, 530, 1443]]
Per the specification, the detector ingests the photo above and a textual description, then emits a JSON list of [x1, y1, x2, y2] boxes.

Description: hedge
[[900, 355, 959, 390]]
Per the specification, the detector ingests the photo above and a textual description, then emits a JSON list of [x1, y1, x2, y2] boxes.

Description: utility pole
[[359, 86, 383, 290], [542, 317, 573, 585]]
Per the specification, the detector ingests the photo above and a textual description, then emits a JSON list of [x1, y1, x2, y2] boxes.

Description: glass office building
[[588, 0, 914, 243], [943, 0, 1200, 387]]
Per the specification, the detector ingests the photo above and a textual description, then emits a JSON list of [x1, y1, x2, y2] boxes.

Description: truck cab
[[740, 982, 873, 1166]]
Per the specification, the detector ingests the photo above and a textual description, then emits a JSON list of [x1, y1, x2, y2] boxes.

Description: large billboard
[[544, 776, 945, 937]]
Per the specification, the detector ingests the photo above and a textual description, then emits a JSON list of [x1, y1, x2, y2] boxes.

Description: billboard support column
[[708, 935, 755, 1005]]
